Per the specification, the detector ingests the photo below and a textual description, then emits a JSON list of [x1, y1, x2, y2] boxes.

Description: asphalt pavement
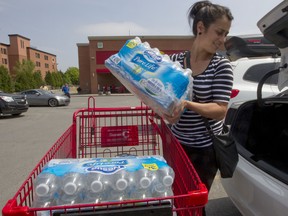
[[0, 94, 242, 216]]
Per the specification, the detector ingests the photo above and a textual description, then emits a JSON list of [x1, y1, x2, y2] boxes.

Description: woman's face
[[201, 16, 231, 54]]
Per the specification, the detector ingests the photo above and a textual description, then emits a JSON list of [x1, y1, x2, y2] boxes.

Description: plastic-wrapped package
[[32, 156, 174, 206], [105, 37, 193, 117]]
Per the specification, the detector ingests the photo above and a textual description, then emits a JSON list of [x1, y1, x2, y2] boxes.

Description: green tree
[[65, 67, 79, 85], [13, 60, 36, 91], [51, 72, 63, 88], [0, 65, 13, 92], [33, 71, 45, 88], [45, 71, 53, 86]]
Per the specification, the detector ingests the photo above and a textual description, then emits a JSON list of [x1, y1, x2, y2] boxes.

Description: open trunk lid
[[257, 0, 288, 91]]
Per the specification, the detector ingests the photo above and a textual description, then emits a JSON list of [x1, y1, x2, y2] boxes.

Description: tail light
[[230, 89, 239, 98]]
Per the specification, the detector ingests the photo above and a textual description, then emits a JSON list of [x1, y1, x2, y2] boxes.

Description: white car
[[224, 34, 281, 108], [221, 1, 288, 216], [229, 56, 281, 107]]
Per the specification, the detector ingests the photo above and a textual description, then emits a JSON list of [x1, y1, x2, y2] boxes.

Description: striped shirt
[[170, 51, 233, 148]]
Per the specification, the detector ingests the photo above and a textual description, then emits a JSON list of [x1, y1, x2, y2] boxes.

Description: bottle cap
[[63, 182, 77, 195], [140, 177, 151, 189], [35, 183, 49, 197], [116, 179, 128, 191], [91, 180, 103, 193], [163, 175, 174, 187], [154, 183, 166, 193]]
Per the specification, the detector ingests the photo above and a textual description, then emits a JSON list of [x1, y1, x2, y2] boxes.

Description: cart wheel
[[48, 98, 58, 107]]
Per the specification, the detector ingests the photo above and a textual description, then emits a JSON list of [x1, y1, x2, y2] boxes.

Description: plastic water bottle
[[151, 182, 173, 198], [83, 172, 108, 204], [32, 173, 58, 207], [107, 169, 130, 201], [151, 166, 174, 198], [56, 192, 83, 206], [129, 169, 155, 200], [61, 172, 85, 195], [57, 172, 85, 205], [111, 169, 130, 191], [158, 166, 175, 188]]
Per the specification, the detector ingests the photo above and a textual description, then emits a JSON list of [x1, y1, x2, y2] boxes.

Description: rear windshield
[[243, 62, 280, 85]]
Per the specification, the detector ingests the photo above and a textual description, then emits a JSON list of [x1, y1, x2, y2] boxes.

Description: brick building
[[0, 34, 57, 78], [77, 35, 197, 94]]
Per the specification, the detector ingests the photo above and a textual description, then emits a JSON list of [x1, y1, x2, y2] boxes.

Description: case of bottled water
[[105, 37, 193, 117], [32, 155, 175, 207]]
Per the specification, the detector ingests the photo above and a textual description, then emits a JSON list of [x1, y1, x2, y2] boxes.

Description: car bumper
[[221, 155, 288, 216], [58, 98, 70, 106], [0, 103, 29, 115]]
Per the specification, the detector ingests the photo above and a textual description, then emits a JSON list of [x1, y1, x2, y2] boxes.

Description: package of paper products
[[105, 37, 193, 117]]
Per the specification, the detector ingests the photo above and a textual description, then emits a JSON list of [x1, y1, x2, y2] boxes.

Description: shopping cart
[[2, 96, 208, 216]]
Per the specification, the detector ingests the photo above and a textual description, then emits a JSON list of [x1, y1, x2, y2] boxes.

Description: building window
[[1, 48, 7, 54], [35, 53, 40, 58], [2, 58, 8, 64], [21, 40, 25, 49], [44, 55, 48, 60], [36, 61, 41, 67], [45, 63, 49, 68]]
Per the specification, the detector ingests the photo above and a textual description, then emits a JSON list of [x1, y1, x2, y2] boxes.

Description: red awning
[[96, 68, 110, 74]]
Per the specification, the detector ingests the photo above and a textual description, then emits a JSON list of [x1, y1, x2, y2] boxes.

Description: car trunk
[[230, 0, 288, 185], [230, 98, 288, 185]]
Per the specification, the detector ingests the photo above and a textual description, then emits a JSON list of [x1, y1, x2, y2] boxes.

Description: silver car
[[222, 1, 288, 216], [20, 89, 70, 107]]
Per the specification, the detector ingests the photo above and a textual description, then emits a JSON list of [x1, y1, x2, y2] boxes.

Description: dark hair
[[188, 1, 233, 35]]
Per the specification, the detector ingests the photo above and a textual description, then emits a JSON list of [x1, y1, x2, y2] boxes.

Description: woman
[[164, 0, 234, 211]]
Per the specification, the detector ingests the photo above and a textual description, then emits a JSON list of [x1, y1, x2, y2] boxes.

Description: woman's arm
[[183, 100, 228, 120], [163, 100, 228, 124]]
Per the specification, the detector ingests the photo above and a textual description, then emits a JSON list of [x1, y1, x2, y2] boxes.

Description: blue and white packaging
[[105, 37, 193, 117], [33, 155, 174, 206]]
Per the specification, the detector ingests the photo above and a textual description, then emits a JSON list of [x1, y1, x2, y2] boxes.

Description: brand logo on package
[[83, 159, 128, 167], [86, 165, 125, 174], [143, 50, 162, 63], [101, 126, 139, 147], [131, 54, 159, 72]]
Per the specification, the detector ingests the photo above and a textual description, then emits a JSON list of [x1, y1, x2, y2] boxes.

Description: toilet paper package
[[105, 37, 193, 117]]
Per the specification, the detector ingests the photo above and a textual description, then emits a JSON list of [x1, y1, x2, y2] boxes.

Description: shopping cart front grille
[[75, 108, 161, 158]]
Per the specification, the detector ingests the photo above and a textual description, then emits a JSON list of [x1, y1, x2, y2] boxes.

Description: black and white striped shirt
[[170, 51, 233, 148]]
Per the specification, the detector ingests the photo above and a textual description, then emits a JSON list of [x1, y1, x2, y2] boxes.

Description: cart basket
[[2, 97, 208, 216]]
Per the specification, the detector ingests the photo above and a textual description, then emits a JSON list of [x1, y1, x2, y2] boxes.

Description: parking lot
[[0, 94, 242, 216]]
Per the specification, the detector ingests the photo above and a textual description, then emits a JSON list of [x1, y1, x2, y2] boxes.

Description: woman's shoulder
[[211, 53, 233, 76], [212, 53, 229, 61], [212, 53, 232, 66], [169, 51, 188, 61]]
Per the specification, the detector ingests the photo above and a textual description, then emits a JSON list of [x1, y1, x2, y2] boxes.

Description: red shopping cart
[[2, 97, 208, 216]]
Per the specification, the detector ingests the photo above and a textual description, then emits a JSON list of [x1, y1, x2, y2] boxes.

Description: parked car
[[0, 92, 29, 116], [229, 56, 281, 105], [225, 35, 281, 110], [20, 89, 70, 107], [221, 1, 288, 216]]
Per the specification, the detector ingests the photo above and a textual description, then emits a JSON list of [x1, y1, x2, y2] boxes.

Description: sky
[[0, 0, 283, 72]]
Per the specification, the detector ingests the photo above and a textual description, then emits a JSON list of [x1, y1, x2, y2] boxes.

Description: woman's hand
[[163, 100, 186, 124]]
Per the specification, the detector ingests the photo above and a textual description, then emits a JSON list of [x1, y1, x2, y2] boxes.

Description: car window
[[243, 62, 280, 85], [23, 90, 37, 95]]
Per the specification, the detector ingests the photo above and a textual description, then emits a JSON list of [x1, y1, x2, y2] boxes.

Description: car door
[[23, 90, 42, 106]]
